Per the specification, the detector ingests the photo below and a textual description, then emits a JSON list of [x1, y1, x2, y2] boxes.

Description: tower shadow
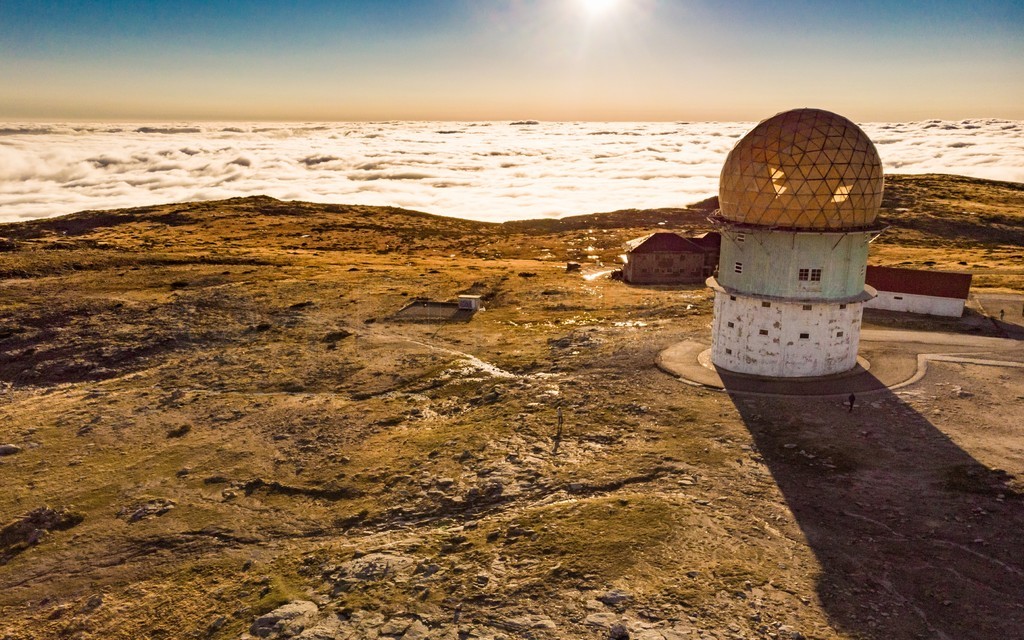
[[723, 374, 1024, 639]]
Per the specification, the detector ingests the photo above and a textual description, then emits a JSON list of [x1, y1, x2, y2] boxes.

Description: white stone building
[[707, 108, 885, 377]]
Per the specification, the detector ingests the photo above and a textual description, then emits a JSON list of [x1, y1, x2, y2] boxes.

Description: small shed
[[458, 295, 484, 311], [864, 266, 972, 317], [621, 231, 721, 284], [392, 296, 481, 323]]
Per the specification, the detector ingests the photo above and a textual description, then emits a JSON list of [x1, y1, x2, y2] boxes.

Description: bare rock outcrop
[[0, 507, 83, 564]]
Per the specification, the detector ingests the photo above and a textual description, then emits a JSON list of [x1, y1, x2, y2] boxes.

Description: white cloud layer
[[1, 119, 1021, 224]]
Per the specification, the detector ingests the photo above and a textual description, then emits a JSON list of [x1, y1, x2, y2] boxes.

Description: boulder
[[117, 498, 175, 523], [401, 620, 430, 640], [379, 618, 411, 636], [584, 612, 620, 628], [250, 600, 319, 638], [506, 615, 557, 630], [609, 623, 630, 639], [597, 589, 632, 606], [1, 507, 84, 564], [332, 552, 416, 593]]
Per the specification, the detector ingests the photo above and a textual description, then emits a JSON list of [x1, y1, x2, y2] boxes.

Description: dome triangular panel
[[718, 108, 884, 229]]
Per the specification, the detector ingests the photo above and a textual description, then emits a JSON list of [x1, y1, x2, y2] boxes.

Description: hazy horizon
[[2, 118, 1021, 225]]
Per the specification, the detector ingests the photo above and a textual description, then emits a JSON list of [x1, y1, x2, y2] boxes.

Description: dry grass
[[0, 175, 1022, 639]]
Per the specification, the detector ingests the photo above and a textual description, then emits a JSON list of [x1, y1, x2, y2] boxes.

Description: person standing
[[848, 393, 856, 413]]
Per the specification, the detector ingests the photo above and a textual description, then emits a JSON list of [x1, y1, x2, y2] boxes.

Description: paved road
[[659, 328, 1024, 397], [861, 329, 1021, 348], [974, 293, 1024, 339]]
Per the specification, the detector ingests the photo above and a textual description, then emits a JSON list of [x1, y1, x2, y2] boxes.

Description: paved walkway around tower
[[657, 329, 1024, 397]]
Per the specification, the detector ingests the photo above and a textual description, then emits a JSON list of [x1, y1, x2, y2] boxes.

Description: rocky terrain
[[0, 174, 1023, 640]]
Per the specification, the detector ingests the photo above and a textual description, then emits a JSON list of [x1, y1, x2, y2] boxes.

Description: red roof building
[[622, 231, 720, 284], [865, 266, 972, 317]]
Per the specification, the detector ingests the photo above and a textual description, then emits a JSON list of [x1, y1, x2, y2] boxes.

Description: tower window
[[810, 268, 822, 282], [727, 321, 734, 328], [798, 268, 809, 281], [802, 304, 812, 311], [839, 304, 847, 309], [736, 233, 745, 242], [799, 332, 809, 339], [837, 331, 844, 337], [730, 295, 736, 301], [734, 262, 743, 274], [725, 348, 733, 355], [761, 301, 771, 308], [759, 329, 768, 336], [894, 295, 903, 300]]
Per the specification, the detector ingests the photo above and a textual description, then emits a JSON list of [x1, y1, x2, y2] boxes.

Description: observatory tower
[[707, 108, 883, 377]]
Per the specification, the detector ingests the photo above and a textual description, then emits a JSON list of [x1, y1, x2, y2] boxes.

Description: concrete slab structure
[[658, 330, 1024, 396], [458, 294, 484, 311]]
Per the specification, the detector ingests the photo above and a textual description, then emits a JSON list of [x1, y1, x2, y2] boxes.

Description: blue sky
[[2, 0, 1022, 121]]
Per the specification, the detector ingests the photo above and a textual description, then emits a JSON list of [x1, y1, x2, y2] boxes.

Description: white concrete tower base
[[710, 292, 864, 377]]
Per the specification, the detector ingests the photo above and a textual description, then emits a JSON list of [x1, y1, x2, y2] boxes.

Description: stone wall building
[[621, 231, 720, 284]]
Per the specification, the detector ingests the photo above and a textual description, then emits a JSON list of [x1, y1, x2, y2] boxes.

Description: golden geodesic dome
[[718, 108, 883, 229]]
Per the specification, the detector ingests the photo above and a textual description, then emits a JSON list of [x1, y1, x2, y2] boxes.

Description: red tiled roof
[[866, 266, 972, 300], [688, 232, 722, 250], [625, 232, 715, 254]]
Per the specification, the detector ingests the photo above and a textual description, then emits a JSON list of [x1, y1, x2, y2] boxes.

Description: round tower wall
[[716, 228, 874, 301], [710, 292, 863, 377]]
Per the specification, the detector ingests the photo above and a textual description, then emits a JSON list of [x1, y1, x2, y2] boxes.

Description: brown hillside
[[0, 174, 1021, 640]]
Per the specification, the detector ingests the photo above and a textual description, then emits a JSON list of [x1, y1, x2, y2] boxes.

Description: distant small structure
[[458, 294, 484, 311], [621, 231, 721, 284], [391, 298, 479, 323], [864, 266, 972, 317]]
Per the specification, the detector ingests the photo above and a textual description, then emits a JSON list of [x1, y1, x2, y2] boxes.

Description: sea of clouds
[[1, 119, 1022, 224]]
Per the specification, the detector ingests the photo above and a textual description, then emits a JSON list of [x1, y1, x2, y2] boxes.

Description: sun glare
[[579, 0, 619, 17]]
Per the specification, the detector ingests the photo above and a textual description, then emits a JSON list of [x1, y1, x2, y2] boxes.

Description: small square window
[[736, 233, 745, 243], [727, 321, 734, 328], [839, 304, 847, 310], [725, 348, 732, 355], [729, 295, 736, 301], [837, 331, 844, 337], [810, 268, 822, 282], [761, 301, 771, 308], [799, 332, 809, 339], [734, 262, 743, 274], [798, 268, 809, 281], [802, 304, 812, 311], [759, 329, 768, 336]]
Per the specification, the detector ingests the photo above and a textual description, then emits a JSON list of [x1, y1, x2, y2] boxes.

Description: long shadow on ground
[[723, 371, 1024, 639]]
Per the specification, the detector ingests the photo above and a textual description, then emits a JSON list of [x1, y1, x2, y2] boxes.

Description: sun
[[578, 0, 619, 17]]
